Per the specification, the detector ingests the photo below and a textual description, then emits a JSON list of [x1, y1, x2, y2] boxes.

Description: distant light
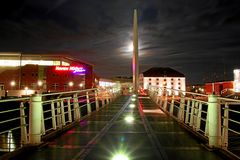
[[132, 94, 136, 97], [24, 87, 28, 90], [112, 153, 129, 160], [131, 98, 136, 102], [79, 83, 83, 87], [69, 82, 74, 87], [129, 104, 135, 108], [38, 80, 43, 86], [125, 115, 134, 123], [10, 81, 15, 87]]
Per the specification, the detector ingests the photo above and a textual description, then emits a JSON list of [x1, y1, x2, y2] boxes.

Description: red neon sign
[[55, 66, 86, 73]]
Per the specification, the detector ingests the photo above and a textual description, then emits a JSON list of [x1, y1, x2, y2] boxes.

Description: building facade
[[0, 53, 95, 96], [139, 67, 186, 95]]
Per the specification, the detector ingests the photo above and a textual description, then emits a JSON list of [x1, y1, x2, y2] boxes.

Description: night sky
[[1, 0, 240, 84]]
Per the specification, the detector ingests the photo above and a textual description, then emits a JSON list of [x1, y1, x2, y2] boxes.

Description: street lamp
[[37, 80, 43, 87], [69, 81, 73, 90], [79, 83, 83, 89]]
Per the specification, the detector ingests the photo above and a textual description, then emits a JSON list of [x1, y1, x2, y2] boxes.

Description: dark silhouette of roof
[[142, 67, 185, 77]]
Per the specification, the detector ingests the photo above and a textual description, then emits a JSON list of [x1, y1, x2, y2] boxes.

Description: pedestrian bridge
[[0, 87, 240, 159]]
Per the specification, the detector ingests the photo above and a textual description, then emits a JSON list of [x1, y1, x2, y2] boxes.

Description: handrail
[[148, 86, 240, 159]]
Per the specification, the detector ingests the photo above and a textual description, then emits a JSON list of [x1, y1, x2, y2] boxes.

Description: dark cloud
[[0, 0, 240, 84]]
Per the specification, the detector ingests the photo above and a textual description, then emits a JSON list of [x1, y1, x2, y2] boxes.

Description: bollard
[[208, 94, 221, 148], [29, 94, 42, 144]]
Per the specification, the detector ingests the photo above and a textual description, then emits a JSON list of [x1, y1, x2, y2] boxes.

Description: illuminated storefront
[[0, 53, 95, 96]]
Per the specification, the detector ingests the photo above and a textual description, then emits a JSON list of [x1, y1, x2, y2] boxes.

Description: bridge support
[[208, 94, 221, 148], [29, 94, 42, 144]]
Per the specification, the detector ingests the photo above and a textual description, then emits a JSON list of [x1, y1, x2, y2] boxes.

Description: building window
[[32, 73, 34, 76], [149, 78, 151, 81], [178, 78, 180, 81], [164, 79, 166, 81], [171, 78, 174, 81], [156, 78, 159, 81], [178, 82, 181, 85], [156, 82, 159, 85], [171, 82, 173, 85], [64, 84, 68, 91], [178, 87, 181, 89], [149, 82, 151, 85]]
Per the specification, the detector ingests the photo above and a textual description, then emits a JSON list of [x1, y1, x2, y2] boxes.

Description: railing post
[[196, 102, 202, 131], [102, 95, 105, 107], [29, 94, 42, 144], [178, 93, 185, 122], [193, 101, 199, 130], [185, 99, 190, 124], [60, 99, 66, 126], [163, 91, 168, 111], [106, 94, 109, 105], [86, 92, 91, 115], [73, 93, 80, 120], [51, 101, 57, 130], [41, 108, 46, 135], [208, 94, 221, 148], [95, 90, 99, 111], [67, 98, 72, 123], [222, 103, 229, 149], [170, 94, 175, 116], [159, 90, 163, 107], [189, 100, 195, 127], [20, 102, 27, 144], [56, 101, 61, 127]]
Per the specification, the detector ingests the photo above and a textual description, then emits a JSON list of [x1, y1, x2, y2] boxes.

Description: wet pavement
[[9, 95, 227, 160]]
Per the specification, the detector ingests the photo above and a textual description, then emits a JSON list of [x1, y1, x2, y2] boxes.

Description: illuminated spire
[[132, 9, 139, 93]]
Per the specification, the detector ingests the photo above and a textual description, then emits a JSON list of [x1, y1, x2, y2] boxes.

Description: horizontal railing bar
[[0, 108, 20, 114], [0, 117, 20, 124], [42, 88, 97, 97]]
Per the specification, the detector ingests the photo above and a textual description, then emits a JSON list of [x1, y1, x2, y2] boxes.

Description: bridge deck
[[10, 95, 226, 160]]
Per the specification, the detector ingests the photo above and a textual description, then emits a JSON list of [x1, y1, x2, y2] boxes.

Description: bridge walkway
[[10, 95, 226, 160]]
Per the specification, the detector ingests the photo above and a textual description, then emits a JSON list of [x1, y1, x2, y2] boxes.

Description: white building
[[139, 67, 186, 95]]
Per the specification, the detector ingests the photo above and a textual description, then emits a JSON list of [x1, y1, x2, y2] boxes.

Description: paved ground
[[9, 95, 227, 160]]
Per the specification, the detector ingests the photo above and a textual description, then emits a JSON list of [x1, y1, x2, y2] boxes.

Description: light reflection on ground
[[142, 109, 164, 114]]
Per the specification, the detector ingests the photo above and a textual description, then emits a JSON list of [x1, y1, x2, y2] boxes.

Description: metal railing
[[148, 86, 240, 159], [0, 88, 120, 154]]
